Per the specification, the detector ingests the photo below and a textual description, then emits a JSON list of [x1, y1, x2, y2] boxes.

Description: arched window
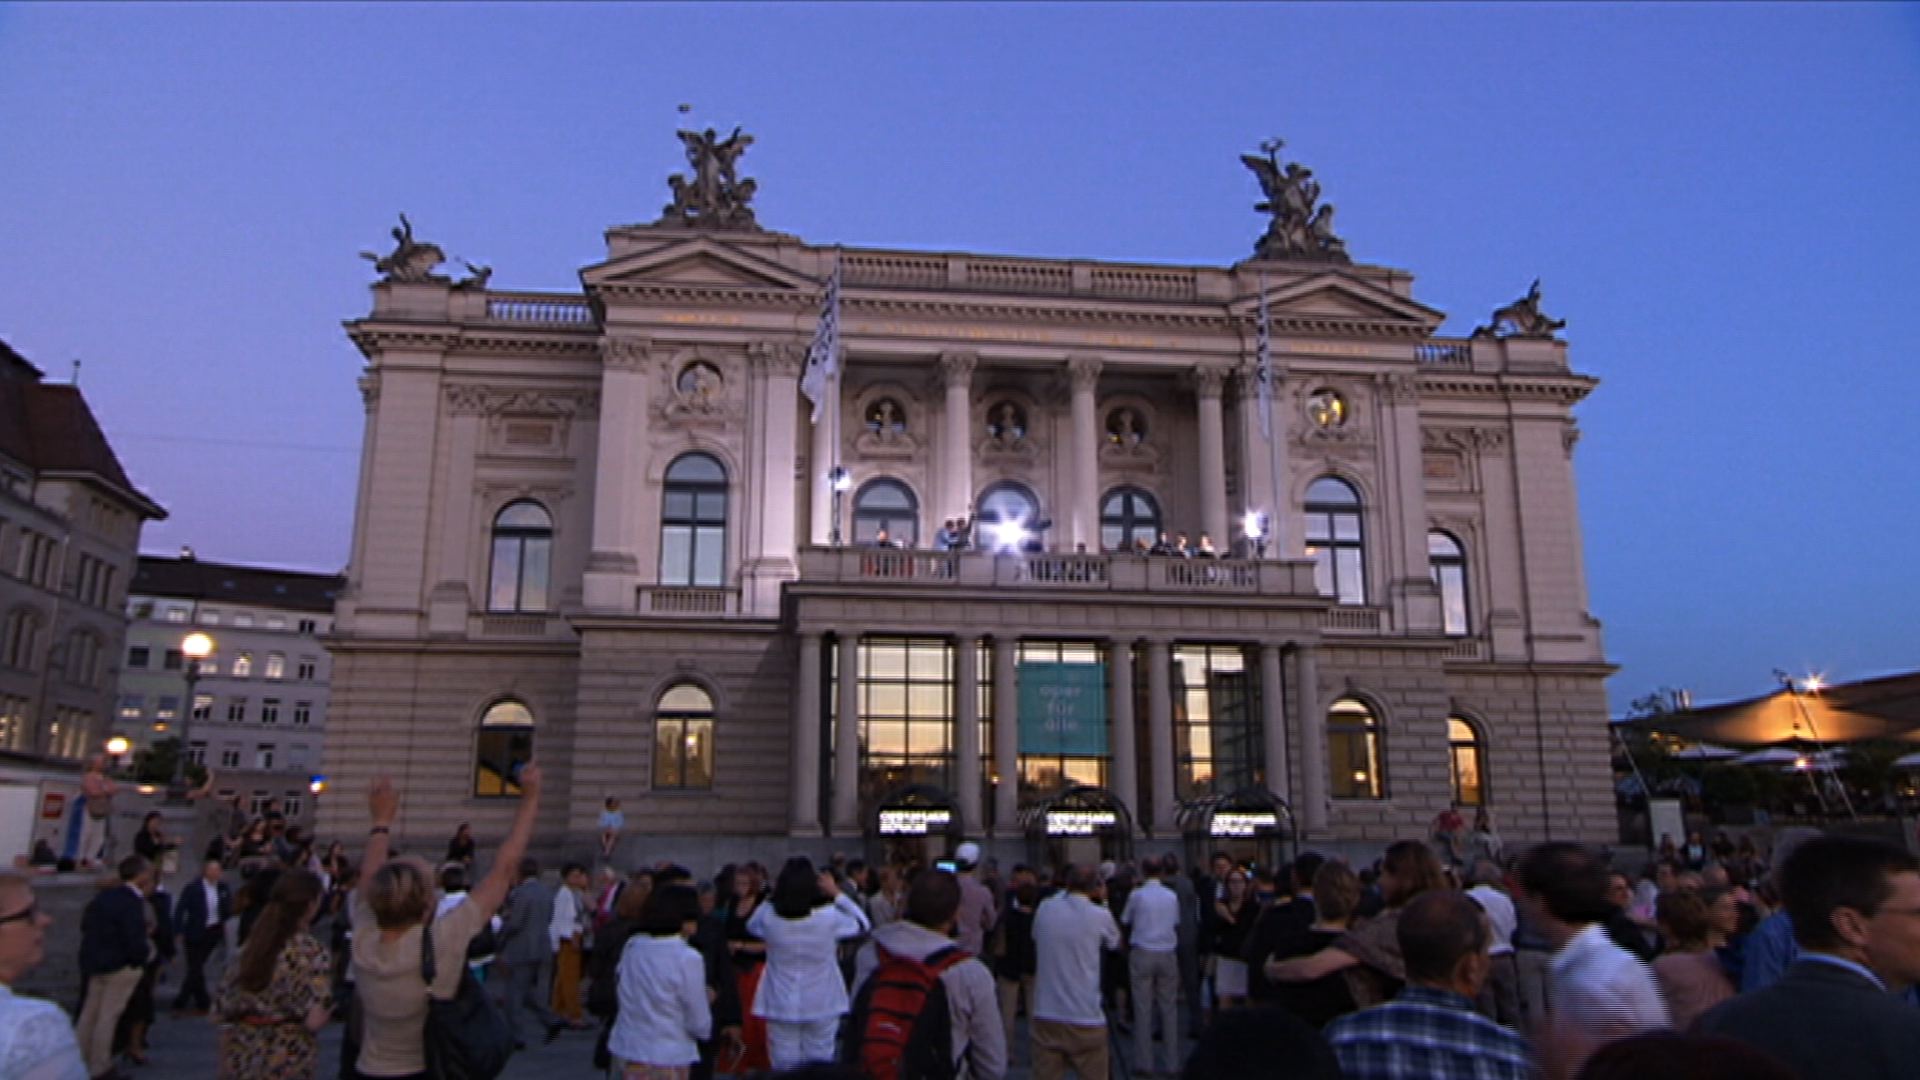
[[1448, 716, 1486, 807], [488, 501, 553, 612], [474, 699, 535, 797], [654, 683, 715, 790], [1327, 696, 1384, 799], [1429, 531, 1470, 636], [1101, 486, 1161, 552], [975, 482, 1040, 550], [661, 453, 728, 587], [853, 479, 919, 548], [1305, 478, 1365, 605]]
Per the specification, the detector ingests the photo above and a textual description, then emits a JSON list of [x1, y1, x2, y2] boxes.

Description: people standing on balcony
[[871, 527, 899, 550], [1150, 532, 1174, 556], [1194, 534, 1219, 559], [1173, 533, 1193, 558]]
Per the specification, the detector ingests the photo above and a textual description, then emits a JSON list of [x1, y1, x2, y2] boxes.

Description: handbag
[[420, 921, 517, 1080]]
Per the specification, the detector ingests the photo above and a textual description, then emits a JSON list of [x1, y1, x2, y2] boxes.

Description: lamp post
[[173, 631, 214, 791], [828, 466, 852, 546], [104, 735, 130, 776], [1775, 668, 1857, 821]]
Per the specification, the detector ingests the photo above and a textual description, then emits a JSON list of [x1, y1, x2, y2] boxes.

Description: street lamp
[[1243, 510, 1270, 560], [173, 630, 214, 790], [828, 466, 852, 546]]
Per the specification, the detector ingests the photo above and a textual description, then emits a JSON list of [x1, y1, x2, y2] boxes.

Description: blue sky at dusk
[[2, 3, 1915, 713]]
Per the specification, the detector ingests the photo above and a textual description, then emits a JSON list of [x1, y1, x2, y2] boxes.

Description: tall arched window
[[1101, 486, 1161, 552], [655, 683, 716, 790], [661, 453, 728, 587], [853, 479, 919, 547], [1448, 716, 1486, 806], [488, 501, 553, 612], [975, 482, 1040, 550], [1305, 478, 1365, 605], [1327, 696, 1384, 799], [474, 699, 535, 797], [1429, 531, 1470, 636]]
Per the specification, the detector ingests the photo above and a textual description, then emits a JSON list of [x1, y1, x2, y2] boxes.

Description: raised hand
[[368, 776, 399, 827]]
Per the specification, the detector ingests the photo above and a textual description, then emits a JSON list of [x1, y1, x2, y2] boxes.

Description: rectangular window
[[163, 649, 183, 671], [297, 619, 317, 635], [260, 699, 280, 725], [126, 645, 150, 668], [853, 637, 956, 819], [192, 694, 213, 722], [296, 658, 317, 681], [200, 609, 221, 625], [232, 653, 252, 678], [234, 613, 254, 628], [227, 698, 247, 723], [1172, 644, 1260, 801], [293, 701, 312, 726], [220, 747, 241, 768], [266, 616, 286, 630], [117, 695, 143, 720], [1015, 641, 1110, 802], [264, 652, 285, 680], [255, 744, 274, 770], [156, 696, 180, 721], [187, 741, 207, 765], [282, 795, 302, 818], [165, 606, 188, 623]]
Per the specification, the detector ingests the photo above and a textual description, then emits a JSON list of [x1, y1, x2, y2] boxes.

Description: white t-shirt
[[1033, 892, 1121, 1026], [1549, 922, 1671, 1037], [1466, 885, 1518, 957], [1121, 880, 1181, 953]]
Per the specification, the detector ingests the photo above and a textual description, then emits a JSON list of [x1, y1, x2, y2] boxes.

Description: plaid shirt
[[1326, 985, 1536, 1080]]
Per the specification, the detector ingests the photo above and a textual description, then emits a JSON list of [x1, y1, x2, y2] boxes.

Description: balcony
[[637, 586, 741, 616], [795, 548, 1319, 597]]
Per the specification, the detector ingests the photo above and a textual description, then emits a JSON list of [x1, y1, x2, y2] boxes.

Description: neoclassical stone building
[[324, 137, 1613, 868]]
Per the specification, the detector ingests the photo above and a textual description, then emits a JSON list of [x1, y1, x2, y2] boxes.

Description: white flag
[[1256, 274, 1274, 441], [800, 255, 841, 425]]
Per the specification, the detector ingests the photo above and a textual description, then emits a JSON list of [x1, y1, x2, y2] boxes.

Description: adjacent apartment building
[[119, 554, 342, 824], [323, 135, 1614, 868], [0, 340, 165, 860]]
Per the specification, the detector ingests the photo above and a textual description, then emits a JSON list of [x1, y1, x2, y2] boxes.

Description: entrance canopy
[[1624, 672, 1920, 747], [1176, 786, 1295, 841], [1020, 784, 1133, 839]]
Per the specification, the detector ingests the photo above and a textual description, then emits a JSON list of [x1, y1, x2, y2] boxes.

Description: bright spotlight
[[1801, 674, 1826, 693], [987, 517, 1030, 552], [1242, 511, 1265, 541]]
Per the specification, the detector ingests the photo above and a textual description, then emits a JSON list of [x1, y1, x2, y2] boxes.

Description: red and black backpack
[[845, 943, 969, 1080]]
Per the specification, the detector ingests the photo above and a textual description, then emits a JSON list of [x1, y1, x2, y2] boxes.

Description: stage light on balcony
[[1243, 511, 1265, 540], [987, 518, 1030, 552]]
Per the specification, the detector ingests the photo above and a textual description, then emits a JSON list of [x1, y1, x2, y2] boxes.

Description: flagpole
[[1259, 271, 1287, 558]]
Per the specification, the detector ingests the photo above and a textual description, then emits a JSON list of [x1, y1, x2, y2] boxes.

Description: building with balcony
[[324, 137, 1614, 868], [118, 554, 342, 826]]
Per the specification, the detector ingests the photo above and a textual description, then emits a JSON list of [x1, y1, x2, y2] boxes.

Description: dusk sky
[[2, 3, 1915, 713]]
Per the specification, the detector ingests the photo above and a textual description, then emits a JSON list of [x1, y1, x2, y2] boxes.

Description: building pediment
[[1233, 273, 1445, 338], [581, 237, 816, 297]]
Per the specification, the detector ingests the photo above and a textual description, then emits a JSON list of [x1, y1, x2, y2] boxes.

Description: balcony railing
[[1322, 606, 1386, 634], [638, 586, 740, 616], [485, 294, 596, 326], [1442, 637, 1486, 661], [475, 613, 553, 637], [798, 548, 1319, 597], [1415, 340, 1474, 368]]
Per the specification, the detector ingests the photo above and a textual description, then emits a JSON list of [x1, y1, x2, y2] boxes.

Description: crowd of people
[[2, 773, 1920, 1079]]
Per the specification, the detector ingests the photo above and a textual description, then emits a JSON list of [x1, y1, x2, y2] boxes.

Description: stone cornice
[[748, 339, 807, 377], [1419, 372, 1596, 406]]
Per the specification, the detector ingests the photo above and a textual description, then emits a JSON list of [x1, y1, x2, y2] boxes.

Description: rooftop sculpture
[[359, 213, 447, 283], [1472, 279, 1567, 339], [1242, 138, 1350, 264], [659, 126, 761, 231]]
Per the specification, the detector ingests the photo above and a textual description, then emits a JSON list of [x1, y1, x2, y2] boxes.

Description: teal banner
[[1018, 661, 1109, 756]]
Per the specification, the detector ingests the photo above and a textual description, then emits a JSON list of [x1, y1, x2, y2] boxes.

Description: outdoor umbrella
[[1630, 673, 1920, 747]]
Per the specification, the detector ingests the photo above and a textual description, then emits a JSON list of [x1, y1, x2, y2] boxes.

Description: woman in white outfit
[[610, 884, 711, 1079], [747, 856, 871, 1069]]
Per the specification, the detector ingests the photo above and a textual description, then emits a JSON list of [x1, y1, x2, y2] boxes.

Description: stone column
[[832, 630, 863, 835], [1108, 638, 1139, 834], [426, 387, 484, 632], [790, 632, 823, 835], [1193, 365, 1230, 551], [1144, 637, 1176, 835], [1067, 355, 1103, 551], [940, 352, 977, 524], [1259, 643, 1290, 806], [992, 636, 1020, 837], [954, 634, 982, 836], [584, 336, 653, 609], [747, 341, 805, 614], [1293, 644, 1328, 835], [808, 374, 839, 546]]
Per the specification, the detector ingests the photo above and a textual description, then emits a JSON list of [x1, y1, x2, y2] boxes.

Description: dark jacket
[[174, 878, 233, 943], [80, 885, 151, 975], [147, 889, 177, 964], [1243, 895, 1314, 1001], [1695, 958, 1920, 1080], [497, 877, 554, 965]]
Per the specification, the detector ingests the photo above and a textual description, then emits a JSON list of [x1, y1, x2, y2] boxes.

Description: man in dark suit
[[495, 856, 562, 1049], [1696, 835, 1920, 1080], [171, 856, 232, 1013], [1244, 852, 1325, 1002], [76, 854, 154, 1079]]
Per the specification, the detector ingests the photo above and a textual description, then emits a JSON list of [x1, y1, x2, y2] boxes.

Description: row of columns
[[787, 632, 1328, 838]]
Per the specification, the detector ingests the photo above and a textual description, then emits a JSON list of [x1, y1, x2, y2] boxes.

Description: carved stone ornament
[[1563, 423, 1582, 455], [600, 336, 655, 372], [357, 372, 381, 408], [1294, 383, 1370, 453], [748, 340, 807, 378], [979, 399, 1040, 463], [1190, 365, 1229, 399], [1241, 138, 1352, 264], [1420, 425, 1507, 455], [1376, 371, 1421, 405], [663, 362, 728, 424], [1067, 355, 1103, 393], [1471, 279, 1567, 340], [444, 383, 490, 416], [358, 213, 447, 283], [453, 260, 493, 290], [657, 126, 763, 232], [1100, 404, 1161, 472], [939, 351, 978, 387], [854, 395, 919, 460]]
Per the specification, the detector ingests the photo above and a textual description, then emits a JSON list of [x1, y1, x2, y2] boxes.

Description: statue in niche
[[1472, 279, 1567, 339], [359, 213, 447, 282], [1106, 407, 1144, 448], [676, 363, 722, 410], [1101, 405, 1160, 469], [1241, 138, 1351, 264], [988, 401, 1028, 447], [866, 398, 907, 440], [659, 126, 762, 231]]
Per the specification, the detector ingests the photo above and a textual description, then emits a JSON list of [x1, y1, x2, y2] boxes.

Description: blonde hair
[[366, 857, 435, 929]]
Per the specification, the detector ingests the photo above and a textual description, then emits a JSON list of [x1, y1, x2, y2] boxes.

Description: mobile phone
[[935, 859, 958, 873]]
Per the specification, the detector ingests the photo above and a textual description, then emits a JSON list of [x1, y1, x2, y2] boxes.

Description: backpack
[[419, 922, 515, 1080], [846, 943, 968, 1080]]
